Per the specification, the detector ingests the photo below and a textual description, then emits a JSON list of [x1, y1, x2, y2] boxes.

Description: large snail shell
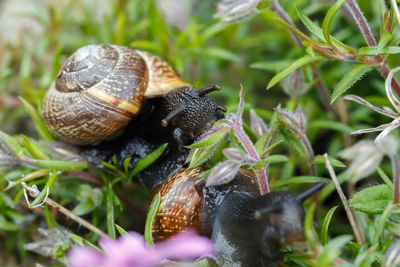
[[43, 44, 190, 145]]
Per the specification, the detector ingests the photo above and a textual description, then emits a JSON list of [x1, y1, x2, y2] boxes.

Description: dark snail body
[[150, 168, 325, 267], [212, 191, 304, 267], [42, 44, 225, 188]]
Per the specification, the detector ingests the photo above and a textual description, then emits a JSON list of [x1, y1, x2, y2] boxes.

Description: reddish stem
[[232, 122, 269, 194]]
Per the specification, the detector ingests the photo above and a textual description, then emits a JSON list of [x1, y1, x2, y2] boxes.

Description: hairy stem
[[324, 154, 365, 244], [344, 0, 400, 96], [232, 122, 269, 194]]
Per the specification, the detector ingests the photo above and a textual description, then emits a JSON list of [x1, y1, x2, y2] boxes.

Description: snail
[[150, 167, 325, 267], [42, 44, 226, 188]]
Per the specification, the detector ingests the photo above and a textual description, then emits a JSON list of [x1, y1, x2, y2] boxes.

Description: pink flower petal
[[155, 229, 214, 260]]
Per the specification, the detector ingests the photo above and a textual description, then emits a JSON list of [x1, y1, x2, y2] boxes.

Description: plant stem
[[46, 197, 108, 238], [345, 0, 377, 46], [271, 0, 303, 47], [344, 0, 400, 96], [324, 153, 365, 244], [300, 133, 317, 177], [390, 152, 400, 204], [232, 122, 269, 194]]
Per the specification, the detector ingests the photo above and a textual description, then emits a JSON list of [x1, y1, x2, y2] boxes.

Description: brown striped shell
[[43, 44, 190, 145], [151, 167, 204, 242], [151, 167, 260, 242]]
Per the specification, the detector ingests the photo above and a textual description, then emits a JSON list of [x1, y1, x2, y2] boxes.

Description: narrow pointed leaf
[[145, 192, 160, 246], [313, 155, 345, 167], [186, 128, 229, 149], [267, 55, 325, 89], [252, 155, 288, 169], [32, 159, 88, 171], [273, 176, 327, 188], [129, 143, 167, 180], [321, 206, 338, 245], [322, 0, 347, 47], [20, 98, 55, 141], [358, 46, 400, 56], [188, 144, 218, 168], [296, 8, 354, 53], [331, 64, 373, 103]]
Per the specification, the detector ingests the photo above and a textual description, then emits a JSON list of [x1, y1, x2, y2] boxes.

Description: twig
[[22, 182, 108, 238], [324, 154, 364, 244]]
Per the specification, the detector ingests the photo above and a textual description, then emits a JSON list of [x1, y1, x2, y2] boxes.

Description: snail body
[[43, 44, 224, 146], [150, 167, 325, 266]]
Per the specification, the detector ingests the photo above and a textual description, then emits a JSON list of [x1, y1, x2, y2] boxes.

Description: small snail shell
[[43, 44, 224, 145], [151, 167, 260, 242], [150, 167, 325, 266]]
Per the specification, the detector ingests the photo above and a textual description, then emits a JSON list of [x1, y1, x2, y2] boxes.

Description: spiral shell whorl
[[43, 44, 148, 145]]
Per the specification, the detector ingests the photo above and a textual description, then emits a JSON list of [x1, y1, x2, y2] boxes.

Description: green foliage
[[349, 184, 392, 214]]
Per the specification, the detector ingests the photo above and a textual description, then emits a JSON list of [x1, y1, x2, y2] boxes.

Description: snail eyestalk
[[217, 105, 227, 112], [161, 102, 187, 127], [254, 205, 283, 220], [296, 181, 326, 203], [198, 84, 222, 96]]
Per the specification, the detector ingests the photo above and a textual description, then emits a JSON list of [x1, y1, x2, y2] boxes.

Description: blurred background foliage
[[1, 0, 400, 266]]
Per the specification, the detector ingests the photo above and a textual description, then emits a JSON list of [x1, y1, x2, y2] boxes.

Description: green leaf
[[313, 155, 346, 168], [305, 203, 320, 251], [273, 176, 327, 188], [115, 224, 128, 236], [72, 199, 95, 216], [322, 0, 347, 47], [316, 235, 352, 267], [250, 60, 293, 71], [145, 192, 160, 246], [321, 206, 338, 245], [21, 136, 50, 160], [20, 98, 55, 141], [186, 128, 229, 149], [377, 32, 394, 48], [297, 8, 353, 53], [106, 180, 116, 239], [0, 131, 24, 158], [267, 54, 325, 89], [331, 64, 373, 103], [203, 47, 240, 62], [308, 120, 353, 133], [252, 155, 288, 169], [31, 172, 58, 207], [32, 159, 88, 171], [349, 184, 392, 214], [44, 205, 57, 230], [377, 167, 394, 189], [0, 214, 19, 231], [188, 144, 218, 168], [373, 204, 396, 244], [129, 144, 167, 180], [358, 46, 400, 56]]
